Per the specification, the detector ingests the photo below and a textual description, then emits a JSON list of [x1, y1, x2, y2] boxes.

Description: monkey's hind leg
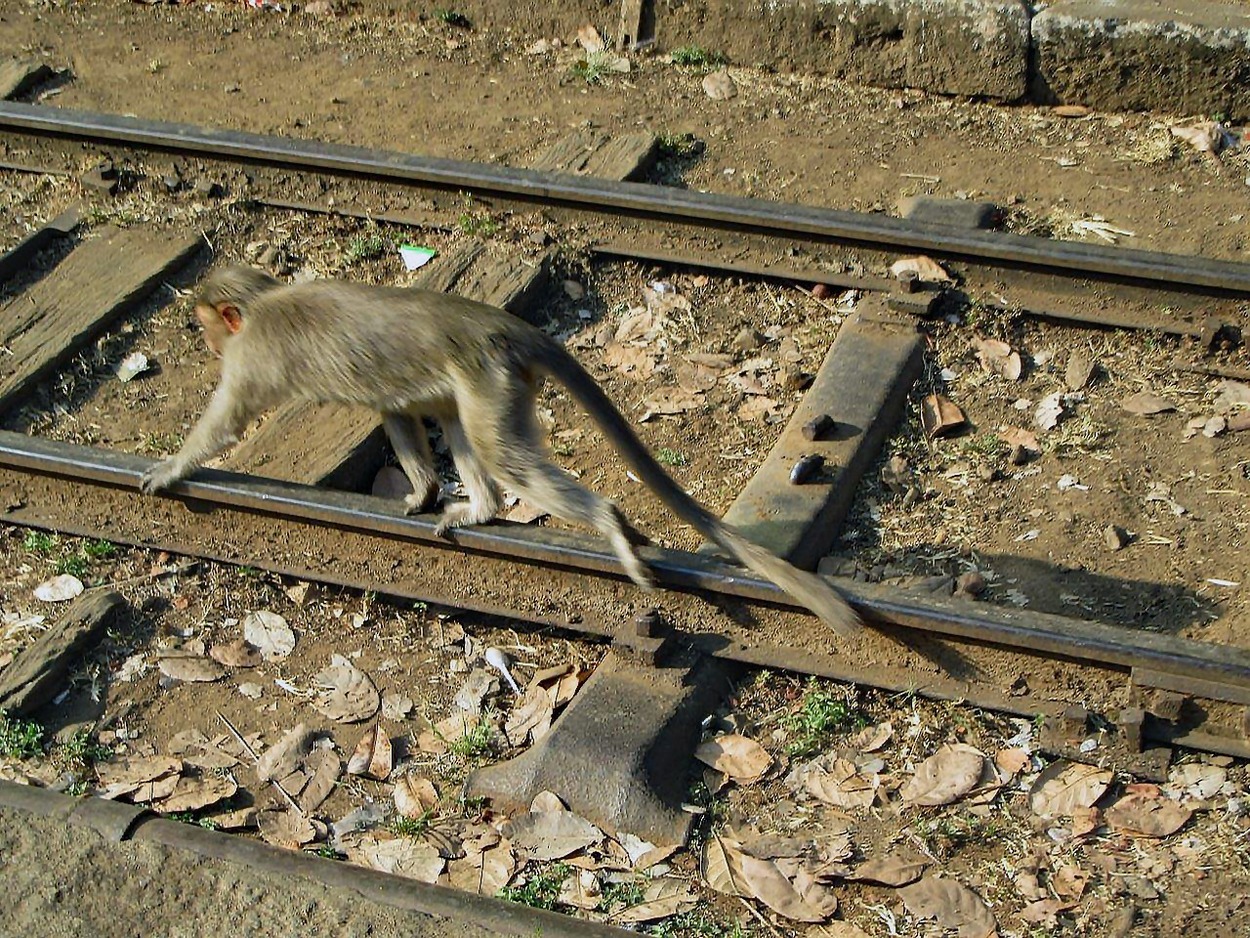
[[433, 416, 503, 536], [382, 413, 441, 513]]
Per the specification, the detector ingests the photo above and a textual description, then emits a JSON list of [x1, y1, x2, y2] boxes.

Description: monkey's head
[[194, 266, 281, 356]]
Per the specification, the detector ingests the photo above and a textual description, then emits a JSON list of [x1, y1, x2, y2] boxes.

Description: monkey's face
[[195, 302, 243, 358]]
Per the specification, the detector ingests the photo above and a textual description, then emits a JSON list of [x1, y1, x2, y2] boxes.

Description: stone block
[[1033, 0, 1250, 119]]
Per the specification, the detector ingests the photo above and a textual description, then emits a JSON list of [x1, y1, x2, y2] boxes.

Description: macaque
[[141, 266, 860, 636]]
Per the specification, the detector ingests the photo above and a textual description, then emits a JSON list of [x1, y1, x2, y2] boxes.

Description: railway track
[[2, 101, 1250, 779]]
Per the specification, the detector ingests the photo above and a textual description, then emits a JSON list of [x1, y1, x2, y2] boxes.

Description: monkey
[[140, 266, 861, 637]]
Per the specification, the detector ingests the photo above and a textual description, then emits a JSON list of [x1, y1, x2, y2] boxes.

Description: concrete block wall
[[392, 0, 1250, 118]]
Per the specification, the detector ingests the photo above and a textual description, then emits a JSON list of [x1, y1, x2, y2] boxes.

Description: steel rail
[[4, 430, 1250, 693], [3, 102, 1250, 294]]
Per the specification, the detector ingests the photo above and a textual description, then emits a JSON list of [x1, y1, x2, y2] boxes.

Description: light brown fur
[[140, 266, 861, 636]]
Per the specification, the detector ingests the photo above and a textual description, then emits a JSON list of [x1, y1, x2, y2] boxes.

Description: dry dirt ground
[[1, 1, 1250, 937]]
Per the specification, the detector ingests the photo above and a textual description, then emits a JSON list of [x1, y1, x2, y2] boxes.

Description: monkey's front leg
[[139, 382, 256, 495]]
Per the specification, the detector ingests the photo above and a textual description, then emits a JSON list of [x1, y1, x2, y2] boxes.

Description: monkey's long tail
[[543, 347, 862, 638]]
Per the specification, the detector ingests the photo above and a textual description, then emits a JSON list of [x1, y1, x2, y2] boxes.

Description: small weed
[[434, 8, 471, 29], [83, 539, 116, 561], [147, 59, 166, 74], [570, 50, 617, 85], [138, 432, 183, 456], [56, 553, 91, 579], [457, 209, 499, 238], [498, 862, 571, 910], [656, 448, 688, 468], [599, 878, 647, 911], [23, 531, 58, 556], [346, 233, 387, 264], [0, 712, 44, 760], [670, 45, 727, 70], [648, 908, 751, 938], [169, 811, 219, 830], [783, 679, 862, 757], [961, 432, 1006, 463], [449, 715, 495, 758], [553, 442, 575, 458], [392, 809, 434, 838], [311, 844, 343, 860], [913, 813, 1007, 860], [54, 728, 111, 775]]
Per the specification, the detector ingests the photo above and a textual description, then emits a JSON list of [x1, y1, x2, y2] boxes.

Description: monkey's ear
[[217, 303, 244, 334]]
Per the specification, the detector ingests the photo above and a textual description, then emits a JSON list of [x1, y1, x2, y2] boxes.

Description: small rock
[[811, 283, 831, 300], [1202, 416, 1226, 438], [562, 280, 585, 301], [954, 571, 986, 599], [732, 327, 763, 352], [1009, 443, 1030, 466], [702, 70, 737, 101], [1065, 352, 1096, 390], [1104, 525, 1131, 551], [194, 179, 224, 199], [979, 464, 999, 483]]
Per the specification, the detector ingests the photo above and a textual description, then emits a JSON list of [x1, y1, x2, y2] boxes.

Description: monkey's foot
[[434, 501, 498, 537], [402, 481, 441, 515]]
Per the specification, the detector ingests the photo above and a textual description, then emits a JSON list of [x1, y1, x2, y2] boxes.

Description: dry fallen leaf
[[299, 748, 342, 813], [448, 844, 516, 896], [736, 850, 829, 922], [255, 724, 315, 783], [505, 685, 555, 746], [614, 877, 700, 923], [257, 808, 316, 849], [995, 747, 1032, 776], [921, 394, 966, 438], [901, 743, 986, 807], [209, 638, 263, 668], [891, 255, 954, 283], [811, 924, 874, 938], [849, 850, 929, 887], [702, 835, 747, 897], [558, 869, 603, 911], [1105, 791, 1192, 838], [1019, 897, 1076, 926], [359, 837, 445, 882], [972, 336, 1023, 381], [347, 723, 392, 780], [899, 876, 997, 938], [694, 734, 772, 784], [848, 721, 893, 753], [393, 773, 440, 818], [1121, 391, 1176, 416], [155, 773, 238, 813], [95, 755, 183, 800], [1030, 761, 1113, 818], [501, 809, 603, 861], [156, 651, 226, 683], [789, 756, 877, 809], [313, 655, 380, 723], [243, 610, 296, 660]]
